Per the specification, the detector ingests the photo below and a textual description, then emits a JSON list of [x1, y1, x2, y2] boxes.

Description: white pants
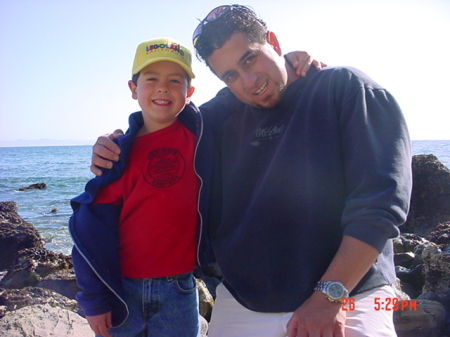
[[208, 283, 397, 337]]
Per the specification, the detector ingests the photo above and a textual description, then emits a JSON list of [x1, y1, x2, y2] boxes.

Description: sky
[[0, 0, 449, 146]]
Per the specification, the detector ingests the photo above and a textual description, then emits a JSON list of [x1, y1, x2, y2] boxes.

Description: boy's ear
[[185, 86, 195, 104], [128, 80, 138, 100], [266, 31, 282, 56]]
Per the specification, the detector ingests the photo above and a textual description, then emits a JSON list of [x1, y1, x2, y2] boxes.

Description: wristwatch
[[314, 281, 349, 303]]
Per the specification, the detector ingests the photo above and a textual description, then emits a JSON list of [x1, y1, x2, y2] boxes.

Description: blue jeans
[[108, 272, 200, 337]]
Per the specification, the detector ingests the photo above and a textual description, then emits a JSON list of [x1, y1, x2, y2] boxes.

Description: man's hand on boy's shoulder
[[91, 130, 124, 177]]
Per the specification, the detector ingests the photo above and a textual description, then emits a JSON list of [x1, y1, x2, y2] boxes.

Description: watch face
[[328, 283, 344, 299]]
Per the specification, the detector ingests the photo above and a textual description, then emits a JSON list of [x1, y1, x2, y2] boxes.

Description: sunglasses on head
[[192, 5, 252, 47]]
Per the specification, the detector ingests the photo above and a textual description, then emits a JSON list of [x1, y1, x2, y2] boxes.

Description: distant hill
[[0, 139, 95, 147]]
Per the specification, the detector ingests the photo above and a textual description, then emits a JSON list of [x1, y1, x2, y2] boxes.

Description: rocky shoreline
[[1, 154, 449, 336]]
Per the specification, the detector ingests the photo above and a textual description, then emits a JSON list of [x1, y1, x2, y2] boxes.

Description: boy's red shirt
[[94, 120, 199, 278]]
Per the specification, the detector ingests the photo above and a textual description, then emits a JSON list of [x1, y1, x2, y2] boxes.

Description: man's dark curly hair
[[194, 5, 268, 66]]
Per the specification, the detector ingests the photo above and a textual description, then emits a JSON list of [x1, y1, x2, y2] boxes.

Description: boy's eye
[[146, 77, 157, 81], [170, 79, 181, 84]]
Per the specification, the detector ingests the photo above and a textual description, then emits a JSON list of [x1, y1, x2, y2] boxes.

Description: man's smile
[[254, 80, 268, 95]]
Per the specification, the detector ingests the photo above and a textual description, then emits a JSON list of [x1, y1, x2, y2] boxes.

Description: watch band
[[314, 281, 349, 303]]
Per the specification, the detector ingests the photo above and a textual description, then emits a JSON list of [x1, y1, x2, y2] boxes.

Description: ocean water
[[0, 141, 449, 256]]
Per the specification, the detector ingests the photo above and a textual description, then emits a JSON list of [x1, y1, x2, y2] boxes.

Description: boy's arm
[[284, 51, 327, 77]]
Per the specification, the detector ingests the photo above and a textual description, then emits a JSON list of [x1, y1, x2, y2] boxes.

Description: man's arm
[[286, 235, 380, 337], [287, 67, 411, 337]]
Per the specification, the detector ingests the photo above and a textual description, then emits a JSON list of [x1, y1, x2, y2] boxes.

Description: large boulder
[[1, 247, 73, 290], [0, 304, 91, 337], [422, 243, 450, 296], [0, 202, 44, 270], [0, 286, 81, 315], [402, 155, 450, 236], [394, 299, 446, 337]]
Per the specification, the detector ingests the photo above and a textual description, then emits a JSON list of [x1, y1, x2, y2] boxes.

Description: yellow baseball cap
[[131, 37, 195, 79]]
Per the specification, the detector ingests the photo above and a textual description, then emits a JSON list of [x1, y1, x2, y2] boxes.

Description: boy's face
[[128, 61, 195, 133], [207, 32, 288, 109]]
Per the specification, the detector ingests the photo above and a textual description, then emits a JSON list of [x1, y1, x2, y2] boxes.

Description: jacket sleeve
[[70, 202, 123, 317], [72, 245, 113, 316]]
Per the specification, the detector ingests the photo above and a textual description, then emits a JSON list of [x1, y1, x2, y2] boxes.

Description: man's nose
[[242, 71, 257, 89]]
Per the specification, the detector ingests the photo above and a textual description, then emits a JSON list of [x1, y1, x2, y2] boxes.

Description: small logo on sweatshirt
[[251, 124, 285, 146]]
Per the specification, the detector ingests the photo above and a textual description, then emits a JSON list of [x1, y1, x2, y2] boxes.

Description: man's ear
[[128, 80, 138, 100], [266, 31, 282, 56], [185, 86, 195, 104]]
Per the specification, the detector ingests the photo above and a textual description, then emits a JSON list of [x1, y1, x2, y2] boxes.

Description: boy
[[69, 37, 201, 337]]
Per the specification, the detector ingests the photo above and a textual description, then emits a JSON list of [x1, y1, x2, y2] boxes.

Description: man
[[91, 5, 411, 336]]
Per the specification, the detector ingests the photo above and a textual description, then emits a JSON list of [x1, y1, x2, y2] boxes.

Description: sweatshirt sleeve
[[334, 68, 412, 251]]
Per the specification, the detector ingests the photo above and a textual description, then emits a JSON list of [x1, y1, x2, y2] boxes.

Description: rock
[[17, 183, 47, 191], [418, 291, 444, 304], [393, 233, 429, 254], [197, 278, 214, 322], [0, 202, 44, 270], [36, 270, 80, 300], [427, 222, 450, 246], [392, 278, 411, 301], [422, 243, 450, 296], [394, 252, 415, 268], [394, 299, 446, 337], [200, 315, 208, 337], [396, 265, 424, 298], [0, 287, 81, 315], [0, 304, 91, 337], [1, 247, 72, 289], [402, 155, 450, 237]]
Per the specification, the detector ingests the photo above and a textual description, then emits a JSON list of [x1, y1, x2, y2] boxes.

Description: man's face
[[207, 32, 288, 109]]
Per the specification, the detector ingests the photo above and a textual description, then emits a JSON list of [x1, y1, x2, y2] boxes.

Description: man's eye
[[245, 55, 256, 65], [225, 72, 237, 83]]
